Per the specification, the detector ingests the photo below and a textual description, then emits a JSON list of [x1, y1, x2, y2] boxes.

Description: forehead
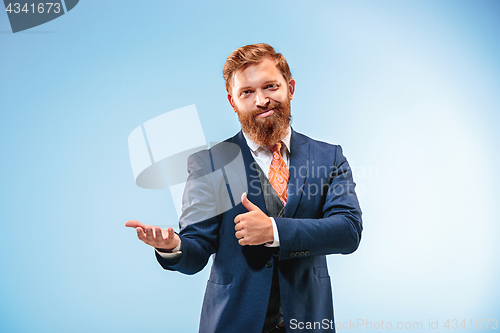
[[231, 58, 285, 90]]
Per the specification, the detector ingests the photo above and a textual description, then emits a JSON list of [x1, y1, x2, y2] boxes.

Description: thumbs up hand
[[234, 193, 274, 246]]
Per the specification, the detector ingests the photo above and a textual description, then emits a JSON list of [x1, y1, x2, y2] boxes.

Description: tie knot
[[270, 142, 282, 153]]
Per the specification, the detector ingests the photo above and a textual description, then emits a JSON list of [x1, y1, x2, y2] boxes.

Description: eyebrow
[[238, 81, 280, 92], [238, 86, 253, 92]]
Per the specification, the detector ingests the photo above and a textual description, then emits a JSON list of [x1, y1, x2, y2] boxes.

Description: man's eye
[[242, 90, 251, 96], [266, 84, 277, 89]]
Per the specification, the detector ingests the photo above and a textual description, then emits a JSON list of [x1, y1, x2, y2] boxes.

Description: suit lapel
[[284, 129, 309, 218], [231, 131, 268, 215]]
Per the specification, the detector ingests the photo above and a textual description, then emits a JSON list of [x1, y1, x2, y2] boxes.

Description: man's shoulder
[[292, 130, 340, 150], [188, 132, 243, 168], [291, 130, 347, 167]]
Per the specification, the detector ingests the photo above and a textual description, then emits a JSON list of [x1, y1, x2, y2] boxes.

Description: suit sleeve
[[155, 152, 220, 275], [274, 145, 363, 260]]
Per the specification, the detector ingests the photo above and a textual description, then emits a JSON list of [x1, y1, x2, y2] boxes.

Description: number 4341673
[[444, 319, 498, 329], [5, 3, 61, 14]]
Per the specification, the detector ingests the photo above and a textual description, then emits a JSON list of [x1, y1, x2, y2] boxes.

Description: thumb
[[241, 192, 258, 212], [125, 220, 146, 228]]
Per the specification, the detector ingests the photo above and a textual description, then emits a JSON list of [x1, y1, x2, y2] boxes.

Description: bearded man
[[126, 43, 363, 333]]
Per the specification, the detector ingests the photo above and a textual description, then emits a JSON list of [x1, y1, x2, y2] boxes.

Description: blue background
[[1, 1, 499, 332]]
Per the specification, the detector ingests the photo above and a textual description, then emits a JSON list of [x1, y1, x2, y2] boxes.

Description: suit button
[[305, 251, 310, 256], [266, 260, 273, 268], [299, 251, 305, 257], [290, 252, 296, 258]]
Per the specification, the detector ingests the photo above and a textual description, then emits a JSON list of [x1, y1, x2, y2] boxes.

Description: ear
[[288, 78, 296, 100], [227, 93, 237, 113]]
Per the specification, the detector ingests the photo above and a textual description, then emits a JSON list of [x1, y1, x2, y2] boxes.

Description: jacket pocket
[[313, 266, 330, 278], [208, 272, 233, 285]]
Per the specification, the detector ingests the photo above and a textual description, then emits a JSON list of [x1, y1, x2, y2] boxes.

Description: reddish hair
[[223, 43, 292, 93]]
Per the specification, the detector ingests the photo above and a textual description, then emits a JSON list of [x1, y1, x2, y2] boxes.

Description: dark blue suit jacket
[[156, 129, 363, 333]]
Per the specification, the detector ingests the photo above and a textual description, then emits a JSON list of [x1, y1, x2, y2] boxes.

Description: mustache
[[252, 102, 283, 116]]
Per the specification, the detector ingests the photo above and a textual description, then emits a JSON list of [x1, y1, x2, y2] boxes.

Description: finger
[[238, 238, 247, 246], [125, 220, 146, 228], [235, 223, 243, 231], [167, 227, 175, 241], [235, 230, 244, 239], [155, 228, 165, 242], [234, 214, 243, 224], [145, 227, 155, 243], [166, 228, 180, 250], [241, 192, 258, 212], [136, 227, 147, 242]]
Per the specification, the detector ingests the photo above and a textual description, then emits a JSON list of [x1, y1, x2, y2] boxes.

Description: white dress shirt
[[157, 127, 291, 258]]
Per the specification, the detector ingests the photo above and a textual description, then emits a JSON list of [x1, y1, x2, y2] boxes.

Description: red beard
[[236, 99, 291, 147]]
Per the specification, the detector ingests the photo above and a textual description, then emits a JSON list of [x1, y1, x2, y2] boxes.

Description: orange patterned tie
[[268, 142, 290, 205]]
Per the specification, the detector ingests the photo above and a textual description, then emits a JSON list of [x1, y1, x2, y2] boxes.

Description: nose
[[255, 90, 269, 108]]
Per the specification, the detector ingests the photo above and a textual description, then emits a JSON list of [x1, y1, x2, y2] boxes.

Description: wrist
[[268, 217, 274, 243], [156, 235, 181, 252]]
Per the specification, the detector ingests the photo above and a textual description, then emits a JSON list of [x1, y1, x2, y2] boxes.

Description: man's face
[[228, 58, 295, 147]]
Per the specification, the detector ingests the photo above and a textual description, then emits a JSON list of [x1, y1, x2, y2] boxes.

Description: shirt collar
[[242, 126, 292, 154]]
